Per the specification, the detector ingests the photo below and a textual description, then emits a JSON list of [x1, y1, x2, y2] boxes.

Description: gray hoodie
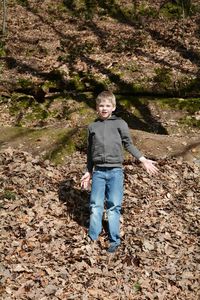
[[87, 115, 142, 172]]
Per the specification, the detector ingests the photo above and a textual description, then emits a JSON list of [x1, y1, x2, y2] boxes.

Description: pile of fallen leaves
[[0, 148, 199, 299]]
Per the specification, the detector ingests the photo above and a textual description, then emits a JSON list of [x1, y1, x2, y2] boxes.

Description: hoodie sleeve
[[86, 127, 94, 173], [119, 120, 143, 160]]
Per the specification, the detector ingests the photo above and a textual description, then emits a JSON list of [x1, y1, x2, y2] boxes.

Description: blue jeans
[[89, 167, 124, 246]]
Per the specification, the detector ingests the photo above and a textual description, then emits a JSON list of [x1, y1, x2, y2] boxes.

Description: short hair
[[96, 91, 116, 107]]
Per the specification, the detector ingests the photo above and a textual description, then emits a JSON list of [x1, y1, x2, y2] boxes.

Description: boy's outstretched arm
[[139, 156, 159, 175], [119, 121, 158, 175]]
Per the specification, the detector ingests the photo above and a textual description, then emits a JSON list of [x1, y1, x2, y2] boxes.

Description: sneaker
[[107, 244, 119, 253]]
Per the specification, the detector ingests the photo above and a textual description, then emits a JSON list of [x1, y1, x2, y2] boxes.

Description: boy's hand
[[139, 157, 158, 175], [81, 172, 91, 190]]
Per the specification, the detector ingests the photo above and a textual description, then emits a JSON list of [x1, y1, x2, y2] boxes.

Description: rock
[[44, 285, 57, 295]]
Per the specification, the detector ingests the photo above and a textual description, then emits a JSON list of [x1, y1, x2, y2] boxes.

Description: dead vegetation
[[0, 148, 199, 299]]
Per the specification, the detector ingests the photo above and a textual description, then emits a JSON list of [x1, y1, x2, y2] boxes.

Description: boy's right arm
[[86, 127, 94, 174], [81, 171, 91, 190], [81, 127, 93, 190]]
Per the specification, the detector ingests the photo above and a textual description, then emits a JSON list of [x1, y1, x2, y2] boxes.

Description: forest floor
[[1, 0, 200, 96], [1, 0, 200, 162], [0, 1, 200, 299], [0, 145, 199, 300], [0, 98, 200, 300]]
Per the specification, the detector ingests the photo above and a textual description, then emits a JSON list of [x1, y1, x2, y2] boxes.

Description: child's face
[[97, 100, 115, 120]]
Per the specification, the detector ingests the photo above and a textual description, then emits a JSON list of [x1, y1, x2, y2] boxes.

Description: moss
[[133, 281, 142, 293], [118, 98, 133, 110], [62, 0, 97, 19], [25, 108, 48, 121], [181, 77, 200, 95], [9, 93, 50, 125], [69, 74, 85, 91], [41, 81, 58, 93], [160, 98, 200, 114], [117, 96, 150, 119], [0, 96, 8, 104], [0, 63, 3, 77], [126, 63, 139, 73], [96, 78, 112, 91], [160, 0, 192, 19], [16, 0, 28, 7], [61, 0, 157, 21], [158, 97, 200, 128], [0, 126, 84, 164], [1, 190, 16, 200], [190, 3, 200, 15], [44, 128, 82, 164], [56, 3, 69, 13], [39, 126, 88, 164], [153, 67, 173, 91], [48, 142, 76, 164], [160, 2, 182, 18], [0, 127, 34, 144], [9, 93, 35, 114], [17, 78, 33, 89], [57, 55, 68, 63], [73, 127, 88, 151], [0, 41, 6, 57], [81, 41, 95, 54], [137, 4, 158, 17], [10, 94, 33, 109], [79, 106, 91, 116], [132, 83, 145, 93], [8, 91, 96, 127], [69, 72, 112, 93], [115, 82, 145, 94], [179, 116, 200, 128]]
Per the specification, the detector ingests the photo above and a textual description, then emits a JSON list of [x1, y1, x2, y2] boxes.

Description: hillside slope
[[0, 0, 200, 97]]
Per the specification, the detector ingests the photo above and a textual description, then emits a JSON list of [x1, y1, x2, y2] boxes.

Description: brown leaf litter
[[0, 148, 199, 299]]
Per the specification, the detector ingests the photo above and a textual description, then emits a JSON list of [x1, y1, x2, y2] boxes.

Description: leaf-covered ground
[[1, 0, 200, 96], [0, 148, 199, 299]]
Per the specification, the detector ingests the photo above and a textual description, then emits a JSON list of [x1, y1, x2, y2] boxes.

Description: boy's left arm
[[139, 156, 158, 175], [119, 120, 158, 175]]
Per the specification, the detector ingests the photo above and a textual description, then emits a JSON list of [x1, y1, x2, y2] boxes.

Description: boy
[[81, 91, 158, 253]]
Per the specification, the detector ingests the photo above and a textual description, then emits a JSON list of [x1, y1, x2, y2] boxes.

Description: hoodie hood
[[95, 114, 119, 122]]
